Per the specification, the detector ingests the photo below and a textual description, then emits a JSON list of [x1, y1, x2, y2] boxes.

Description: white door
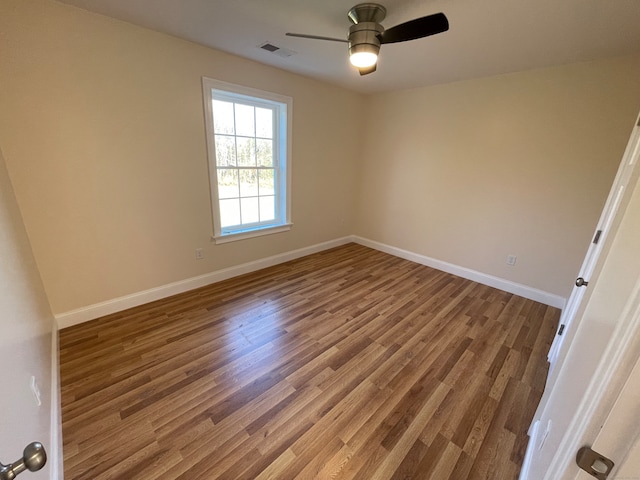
[[547, 114, 640, 375], [574, 348, 640, 480], [0, 149, 58, 479]]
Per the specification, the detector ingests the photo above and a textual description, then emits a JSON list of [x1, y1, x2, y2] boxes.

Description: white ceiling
[[57, 0, 640, 94]]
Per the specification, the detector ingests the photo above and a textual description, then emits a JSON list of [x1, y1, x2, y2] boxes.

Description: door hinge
[[593, 229, 603, 245], [558, 324, 565, 336], [576, 446, 614, 479]]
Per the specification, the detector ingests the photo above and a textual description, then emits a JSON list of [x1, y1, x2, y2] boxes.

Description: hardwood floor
[[60, 243, 559, 479]]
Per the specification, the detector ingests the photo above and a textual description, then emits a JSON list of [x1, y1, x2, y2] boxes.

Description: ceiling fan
[[286, 3, 449, 76]]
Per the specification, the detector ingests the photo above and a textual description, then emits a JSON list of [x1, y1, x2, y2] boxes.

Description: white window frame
[[202, 78, 292, 244]]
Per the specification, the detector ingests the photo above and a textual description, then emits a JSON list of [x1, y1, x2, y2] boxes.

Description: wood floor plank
[[372, 382, 451, 479], [60, 243, 559, 479]]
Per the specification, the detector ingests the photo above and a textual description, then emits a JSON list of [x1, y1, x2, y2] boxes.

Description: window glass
[[203, 78, 292, 241]]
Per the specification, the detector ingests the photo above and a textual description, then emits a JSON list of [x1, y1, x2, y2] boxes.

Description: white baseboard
[[519, 420, 539, 480], [55, 237, 353, 329], [55, 234, 565, 329], [351, 236, 566, 309]]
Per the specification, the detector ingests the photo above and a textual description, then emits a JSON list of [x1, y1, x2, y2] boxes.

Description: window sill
[[212, 223, 292, 244]]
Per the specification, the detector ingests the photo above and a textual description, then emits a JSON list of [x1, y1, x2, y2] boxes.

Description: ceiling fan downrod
[[347, 3, 387, 24]]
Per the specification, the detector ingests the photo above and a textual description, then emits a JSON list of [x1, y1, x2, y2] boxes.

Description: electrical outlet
[[195, 248, 204, 260], [507, 254, 517, 266]]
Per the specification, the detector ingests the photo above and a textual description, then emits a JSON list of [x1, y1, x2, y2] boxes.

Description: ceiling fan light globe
[[350, 51, 378, 68], [348, 21, 382, 69]]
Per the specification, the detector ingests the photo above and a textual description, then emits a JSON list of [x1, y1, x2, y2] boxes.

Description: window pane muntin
[[240, 197, 259, 225], [214, 134, 236, 167], [239, 168, 259, 197], [217, 168, 239, 200], [234, 103, 255, 137], [219, 198, 241, 228], [259, 195, 275, 222], [256, 138, 273, 167], [236, 137, 256, 167], [212, 100, 235, 135], [255, 107, 273, 139], [258, 169, 275, 196], [216, 166, 279, 225]]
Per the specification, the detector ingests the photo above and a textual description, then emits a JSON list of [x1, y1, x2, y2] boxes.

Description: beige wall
[[2, 0, 640, 318], [355, 56, 640, 297], [0, 0, 364, 314]]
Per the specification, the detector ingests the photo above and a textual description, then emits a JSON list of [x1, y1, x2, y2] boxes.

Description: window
[[202, 78, 292, 243]]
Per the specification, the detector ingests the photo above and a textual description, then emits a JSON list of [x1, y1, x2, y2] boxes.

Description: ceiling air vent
[[259, 42, 297, 58]]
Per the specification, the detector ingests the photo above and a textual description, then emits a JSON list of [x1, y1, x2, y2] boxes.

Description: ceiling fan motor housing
[[348, 22, 384, 57]]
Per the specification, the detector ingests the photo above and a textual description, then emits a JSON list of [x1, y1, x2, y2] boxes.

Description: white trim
[[55, 236, 352, 329], [352, 236, 566, 309], [49, 318, 63, 479], [519, 420, 540, 480], [201, 77, 293, 239], [203, 79, 293, 106], [543, 277, 640, 480], [212, 223, 292, 244]]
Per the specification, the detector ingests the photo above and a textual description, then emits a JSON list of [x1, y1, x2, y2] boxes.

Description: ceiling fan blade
[[285, 33, 348, 43], [379, 12, 449, 44], [358, 64, 377, 76]]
